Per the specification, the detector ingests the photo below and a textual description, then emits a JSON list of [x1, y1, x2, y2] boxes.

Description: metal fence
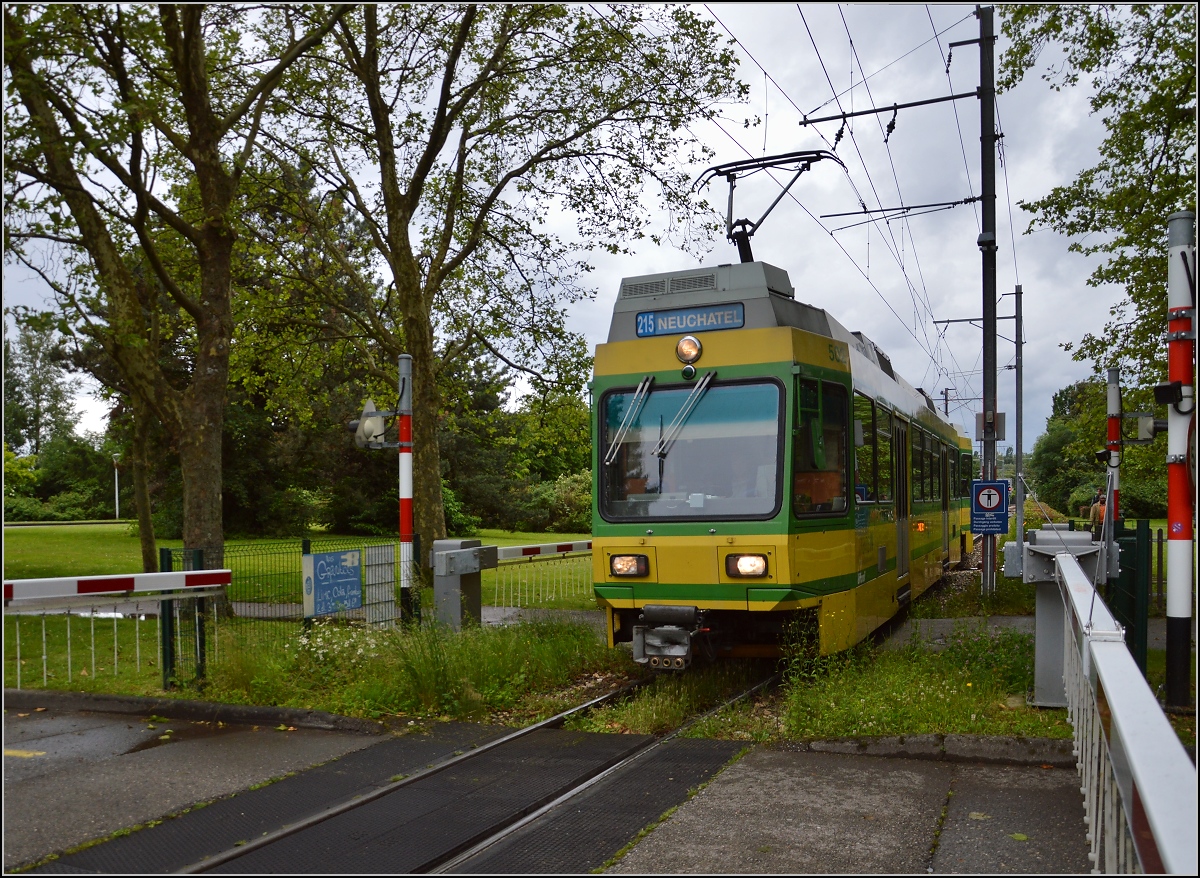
[[488, 551, 594, 609], [4, 539, 418, 693], [162, 538, 418, 647], [4, 537, 597, 693], [1054, 551, 1196, 874], [1066, 521, 1171, 611]]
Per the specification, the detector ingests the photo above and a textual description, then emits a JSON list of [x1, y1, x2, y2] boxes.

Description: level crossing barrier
[[1045, 550, 1195, 873], [432, 540, 593, 630], [4, 570, 231, 690]]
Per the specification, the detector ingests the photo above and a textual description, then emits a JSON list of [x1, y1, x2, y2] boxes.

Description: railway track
[[169, 671, 777, 875]]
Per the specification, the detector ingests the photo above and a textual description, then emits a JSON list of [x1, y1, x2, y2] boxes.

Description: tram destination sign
[[635, 302, 745, 337], [302, 550, 363, 618], [970, 480, 1010, 536]]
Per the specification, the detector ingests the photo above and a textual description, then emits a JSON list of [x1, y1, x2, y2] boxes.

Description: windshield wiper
[[603, 375, 654, 466], [651, 371, 715, 458]]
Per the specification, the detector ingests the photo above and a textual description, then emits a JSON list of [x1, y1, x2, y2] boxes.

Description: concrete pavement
[[605, 739, 1088, 874], [3, 694, 382, 872]]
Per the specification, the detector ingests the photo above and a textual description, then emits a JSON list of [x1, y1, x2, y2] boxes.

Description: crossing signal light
[[348, 399, 388, 449]]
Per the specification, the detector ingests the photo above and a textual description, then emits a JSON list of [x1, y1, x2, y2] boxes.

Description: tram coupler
[[632, 605, 699, 670]]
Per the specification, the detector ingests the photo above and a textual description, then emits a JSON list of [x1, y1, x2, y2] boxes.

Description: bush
[[443, 480, 481, 537], [546, 471, 591, 533], [4, 494, 51, 522], [1118, 477, 1167, 518], [152, 493, 185, 540], [260, 487, 328, 538], [1068, 484, 1102, 518], [514, 471, 591, 534], [3, 491, 109, 522]]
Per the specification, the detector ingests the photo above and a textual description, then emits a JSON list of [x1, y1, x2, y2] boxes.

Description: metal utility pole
[[799, 6, 1002, 592], [1014, 284, 1024, 546], [347, 355, 417, 621], [976, 5, 1000, 596]]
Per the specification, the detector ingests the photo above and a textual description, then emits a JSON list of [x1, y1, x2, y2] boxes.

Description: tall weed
[[201, 618, 630, 722], [779, 628, 1068, 740]]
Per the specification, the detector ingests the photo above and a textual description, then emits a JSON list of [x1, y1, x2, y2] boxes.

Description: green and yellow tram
[[590, 261, 973, 669]]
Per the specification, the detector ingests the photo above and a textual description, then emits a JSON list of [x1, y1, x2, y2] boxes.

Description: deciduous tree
[[4, 4, 349, 558], [257, 3, 746, 547], [998, 4, 1197, 386], [2, 315, 79, 456]]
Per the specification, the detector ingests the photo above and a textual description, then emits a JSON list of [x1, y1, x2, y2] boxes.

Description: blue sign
[[302, 550, 363, 617], [635, 302, 745, 337], [970, 480, 1010, 536]]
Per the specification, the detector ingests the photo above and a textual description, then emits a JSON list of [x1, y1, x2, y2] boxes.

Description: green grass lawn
[[4, 524, 599, 615], [3, 523, 181, 580]]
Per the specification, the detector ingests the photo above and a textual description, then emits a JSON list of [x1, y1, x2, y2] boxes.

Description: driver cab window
[[793, 379, 848, 516]]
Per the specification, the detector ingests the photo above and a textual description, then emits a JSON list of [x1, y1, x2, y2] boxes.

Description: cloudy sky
[[572, 2, 1122, 460], [6, 3, 1128, 461]]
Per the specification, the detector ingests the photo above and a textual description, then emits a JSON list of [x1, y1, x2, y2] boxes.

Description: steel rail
[[430, 670, 782, 874], [176, 676, 652, 874]]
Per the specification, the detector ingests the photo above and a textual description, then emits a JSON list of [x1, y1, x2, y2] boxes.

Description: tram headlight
[[610, 554, 649, 577], [725, 554, 768, 578], [675, 335, 702, 364]]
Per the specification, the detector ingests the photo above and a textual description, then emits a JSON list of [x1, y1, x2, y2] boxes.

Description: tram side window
[[876, 409, 893, 501], [960, 452, 972, 496], [794, 380, 848, 516], [950, 455, 958, 498], [932, 443, 942, 502], [911, 431, 924, 502], [853, 393, 876, 502], [924, 435, 935, 502]]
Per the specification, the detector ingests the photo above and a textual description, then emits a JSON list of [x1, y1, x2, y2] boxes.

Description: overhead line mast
[[798, 6, 1001, 593]]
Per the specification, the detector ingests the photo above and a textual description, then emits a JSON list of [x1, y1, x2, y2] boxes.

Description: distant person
[[1089, 490, 1106, 540]]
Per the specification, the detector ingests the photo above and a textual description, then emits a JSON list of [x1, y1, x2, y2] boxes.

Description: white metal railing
[[1055, 552, 1196, 874]]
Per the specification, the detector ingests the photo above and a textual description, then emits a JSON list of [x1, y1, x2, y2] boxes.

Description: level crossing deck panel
[[451, 736, 744, 873], [30, 722, 509, 875], [207, 728, 653, 874]]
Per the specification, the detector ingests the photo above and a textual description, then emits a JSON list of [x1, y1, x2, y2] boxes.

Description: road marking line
[[5, 749, 47, 757]]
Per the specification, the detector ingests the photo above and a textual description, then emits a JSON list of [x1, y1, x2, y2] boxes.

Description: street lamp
[[112, 453, 120, 520]]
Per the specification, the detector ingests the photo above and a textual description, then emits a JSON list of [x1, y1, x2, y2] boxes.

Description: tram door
[[894, 419, 909, 580]]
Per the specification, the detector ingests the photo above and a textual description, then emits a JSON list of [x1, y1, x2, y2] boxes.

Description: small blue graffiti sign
[[302, 550, 362, 618]]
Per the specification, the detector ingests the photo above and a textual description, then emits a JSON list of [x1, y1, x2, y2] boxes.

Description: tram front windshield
[[601, 380, 782, 520]]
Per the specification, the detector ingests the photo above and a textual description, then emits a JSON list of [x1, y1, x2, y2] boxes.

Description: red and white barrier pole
[[1165, 211, 1195, 708], [398, 354, 415, 619], [5, 569, 231, 603], [1106, 366, 1121, 524]]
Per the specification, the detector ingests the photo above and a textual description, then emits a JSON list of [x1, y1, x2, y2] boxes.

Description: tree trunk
[[130, 399, 158, 573], [178, 232, 234, 614], [406, 312, 447, 557]]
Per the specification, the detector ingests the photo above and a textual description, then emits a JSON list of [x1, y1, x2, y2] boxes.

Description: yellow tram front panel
[[593, 325, 838, 380], [591, 261, 971, 662]]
